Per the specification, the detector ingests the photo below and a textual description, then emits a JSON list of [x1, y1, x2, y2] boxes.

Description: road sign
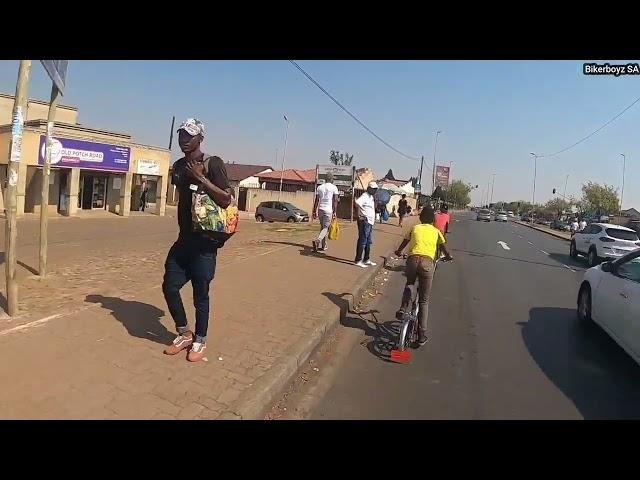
[[316, 164, 355, 187], [40, 60, 68, 94]]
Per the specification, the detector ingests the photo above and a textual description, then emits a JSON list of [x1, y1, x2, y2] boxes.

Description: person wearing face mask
[[354, 181, 378, 268]]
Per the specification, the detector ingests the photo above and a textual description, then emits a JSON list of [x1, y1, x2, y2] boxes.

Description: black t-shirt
[[171, 153, 231, 247], [398, 199, 408, 214]]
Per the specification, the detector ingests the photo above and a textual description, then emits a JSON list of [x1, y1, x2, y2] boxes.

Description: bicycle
[[390, 253, 451, 363]]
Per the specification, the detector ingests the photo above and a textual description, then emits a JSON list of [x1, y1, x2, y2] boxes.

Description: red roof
[[224, 163, 273, 182], [258, 168, 316, 184]]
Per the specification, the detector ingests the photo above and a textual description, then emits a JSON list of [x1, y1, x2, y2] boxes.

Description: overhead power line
[[289, 60, 424, 165], [537, 94, 640, 158]]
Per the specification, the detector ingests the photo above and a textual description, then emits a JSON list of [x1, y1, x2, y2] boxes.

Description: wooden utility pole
[[38, 83, 60, 277], [6, 60, 32, 316]]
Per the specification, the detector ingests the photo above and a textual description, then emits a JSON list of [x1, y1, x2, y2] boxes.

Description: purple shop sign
[[38, 135, 130, 172]]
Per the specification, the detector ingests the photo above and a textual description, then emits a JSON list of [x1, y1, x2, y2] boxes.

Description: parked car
[[577, 249, 640, 366], [570, 223, 640, 267], [550, 219, 570, 231], [255, 201, 309, 223], [476, 208, 491, 222], [507, 211, 514, 217], [521, 215, 532, 223], [496, 211, 508, 222]]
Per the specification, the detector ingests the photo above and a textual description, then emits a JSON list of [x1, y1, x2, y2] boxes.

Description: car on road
[[507, 211, 514, 217], [570, 223, 640, 267], [550, 219, 570, 231], [521, 215, 532, 223], [255, 201, 309, 223], [476, 208, 491, 222], [577, 249, 640, 366], [496, 211, 508, 222]]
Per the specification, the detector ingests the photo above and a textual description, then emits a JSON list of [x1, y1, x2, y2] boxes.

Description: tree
[[329, 150, 354, 166], [545, 197, 569, 219], [581, 182, 619, 215], [445, 180, 472, 208]]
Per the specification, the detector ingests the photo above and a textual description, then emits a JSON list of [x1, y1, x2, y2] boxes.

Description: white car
[[570, 223, 640, 267], [496, 212, 508, 222], [577, 249, 640, 366]]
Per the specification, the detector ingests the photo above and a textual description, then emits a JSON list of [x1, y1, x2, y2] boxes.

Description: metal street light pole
[[563, 174, 569, 200], [278, 115, 289, 202], [620, 153, 626, 217], [431, 130, 441, 193], [530, 152, 538, 211], [490, 173, 496, 206]]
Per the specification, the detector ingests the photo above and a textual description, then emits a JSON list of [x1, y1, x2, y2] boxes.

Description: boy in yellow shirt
[[394, 206, 452, 346]]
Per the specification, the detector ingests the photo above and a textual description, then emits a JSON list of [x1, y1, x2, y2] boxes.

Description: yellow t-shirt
[[405, 223, 446, 260]]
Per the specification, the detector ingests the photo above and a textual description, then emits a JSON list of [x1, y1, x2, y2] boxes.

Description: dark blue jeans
[[355, 219, 373, 263], [162, 238, 218, 343]]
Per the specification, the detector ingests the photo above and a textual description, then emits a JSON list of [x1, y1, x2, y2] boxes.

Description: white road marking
[[518, 235, 523, 238], [563, 264, 576, 272], [497, 241, 511, 250], [540, 250, 549, 255], [528, 241, 534, 246]]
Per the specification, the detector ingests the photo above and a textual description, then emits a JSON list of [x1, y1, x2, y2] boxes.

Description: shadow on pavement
[[547, 252, 587, 271], [0, 252, 38, 276], [85, 294, 174, 345], [322, 292, 402, 363], [452, 248, 576, 272], [519, 307, 640, 419], [261, 240, 357, 266]]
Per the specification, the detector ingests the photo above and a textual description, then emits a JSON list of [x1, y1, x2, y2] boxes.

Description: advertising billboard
[[38, 135, 130, 172]]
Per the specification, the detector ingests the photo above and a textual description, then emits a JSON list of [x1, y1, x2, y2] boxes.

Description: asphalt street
[[309, 212, 640, 419]]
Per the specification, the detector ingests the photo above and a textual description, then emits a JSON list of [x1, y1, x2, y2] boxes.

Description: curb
[[218, 251, 391, 420], [514, 220, 571, 242]]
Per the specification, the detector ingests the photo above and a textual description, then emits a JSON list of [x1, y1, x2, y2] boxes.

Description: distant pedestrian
[[312, 173, 339, 253], [139, 181, 149, 212], [570, 218, 579, 235], [162, 118, 233, 363], [354, 181, 378, 268], [398, 194, 408, 227], [579, 218, 587, 231]]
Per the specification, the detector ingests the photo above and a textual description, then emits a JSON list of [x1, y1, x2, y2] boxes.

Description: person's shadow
[[85, 295, 174, 345]]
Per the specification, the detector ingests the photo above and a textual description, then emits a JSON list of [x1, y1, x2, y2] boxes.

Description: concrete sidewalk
[[513, 220, 571, 241], [0, 215, 415, 419]]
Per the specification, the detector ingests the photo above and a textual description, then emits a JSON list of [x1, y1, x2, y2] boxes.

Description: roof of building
[[0, 92, 78, 111], [258, 168, 316, 183], [622, 207, 640, 217], [379, 178, 411, 187], [224, 163, 273, 182]]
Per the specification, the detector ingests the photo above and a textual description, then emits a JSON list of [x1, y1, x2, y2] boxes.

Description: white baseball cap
[[368, 181, 378, 189], [178, 118, 205, 138]]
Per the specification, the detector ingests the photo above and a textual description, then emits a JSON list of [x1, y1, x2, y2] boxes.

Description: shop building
[[0, 93, 170, 217]]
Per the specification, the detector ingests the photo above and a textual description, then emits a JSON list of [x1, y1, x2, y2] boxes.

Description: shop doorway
[[80, 174, 108, 210], [58, 169, 69, 214]]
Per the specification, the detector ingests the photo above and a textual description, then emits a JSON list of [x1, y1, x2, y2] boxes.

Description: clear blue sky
[[1, 60, 638, 209]]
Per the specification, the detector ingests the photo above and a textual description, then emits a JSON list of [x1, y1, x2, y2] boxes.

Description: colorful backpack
[[191, 156, 239, 246]]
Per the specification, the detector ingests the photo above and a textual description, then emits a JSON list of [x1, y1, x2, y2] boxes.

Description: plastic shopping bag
[[328, 218, 340, 240]]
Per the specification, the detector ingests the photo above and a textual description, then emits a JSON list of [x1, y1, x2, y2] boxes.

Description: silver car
[[476, 208, 491, 222], [496, 211, 508, 222], [255, 201, 309, 223]]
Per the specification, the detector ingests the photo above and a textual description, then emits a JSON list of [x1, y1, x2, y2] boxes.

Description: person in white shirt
[[579, 219, 587, 231], [312, 173, 340, 252], [354, 181, 378, 268], [571, 218, 579, 235]]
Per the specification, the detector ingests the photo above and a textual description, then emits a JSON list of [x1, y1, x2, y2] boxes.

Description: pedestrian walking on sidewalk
[[139, 181, 149, 212], [570, 217, 579, 235], [354, 181, 378, 268], [398, 194, 409, 227], [579, 218, 587, 232], [162, 118, 233, 363], [312, 173, 339, 253]]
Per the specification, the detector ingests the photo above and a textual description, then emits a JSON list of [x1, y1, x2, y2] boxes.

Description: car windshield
[[282, 203, 298, 211], [479, 209, 490, 214], [606, 228, 639, 241]]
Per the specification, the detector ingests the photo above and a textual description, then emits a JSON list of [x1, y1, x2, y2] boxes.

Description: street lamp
[[530, 152, 538, 210], [431, 130, 442, 192], [278, 114, 290, 201], [620, 153, 626, 216], [490, 173, 496, 206]]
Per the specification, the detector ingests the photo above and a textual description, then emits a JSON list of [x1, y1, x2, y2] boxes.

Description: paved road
[[310, 212, 640, 419]]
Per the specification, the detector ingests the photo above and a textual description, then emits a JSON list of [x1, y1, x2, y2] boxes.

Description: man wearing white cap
[[354, 181, 378, 268], [162, 118, 233, 362]]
